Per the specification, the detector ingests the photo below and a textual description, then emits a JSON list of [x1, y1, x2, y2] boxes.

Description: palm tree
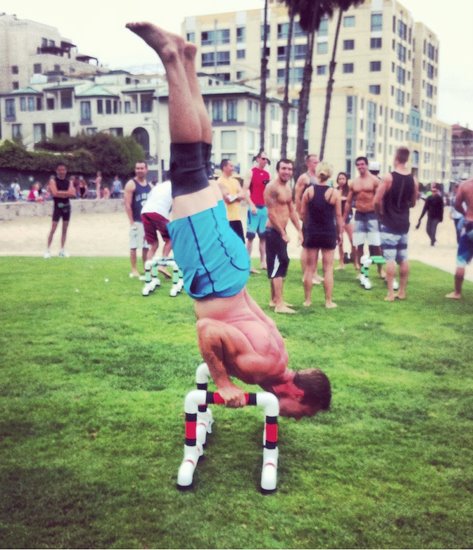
[[319, 0, 363, 161], [259, 0, 270, 152], [280, 7, 295, 158], [282, 0, 337, 177]]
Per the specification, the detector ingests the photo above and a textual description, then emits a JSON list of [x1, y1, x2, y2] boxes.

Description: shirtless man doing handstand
[[126, 22, 331, 418]]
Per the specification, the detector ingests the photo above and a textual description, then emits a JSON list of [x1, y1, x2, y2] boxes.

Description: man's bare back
[[457, 179, 473, 221]]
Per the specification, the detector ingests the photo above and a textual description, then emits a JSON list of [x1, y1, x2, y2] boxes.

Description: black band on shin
[[170, 142, 210, 198]]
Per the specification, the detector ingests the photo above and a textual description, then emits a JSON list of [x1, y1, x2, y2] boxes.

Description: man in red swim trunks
[[126, 21, 331, 418]]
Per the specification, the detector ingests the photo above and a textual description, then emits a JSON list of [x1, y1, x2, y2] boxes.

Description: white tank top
[[141, 180, 172, 218]]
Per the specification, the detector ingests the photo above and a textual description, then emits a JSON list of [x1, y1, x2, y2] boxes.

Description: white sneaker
[[58, 249, 69, 258], [169, 287, 178, 297], [142, 282, 155, 297], [359, 274, 366, 286], [43, 250, 51, 259], [150, 277, 160, 290], [363, 278, 372, 290], [393, 278, 399, 291]]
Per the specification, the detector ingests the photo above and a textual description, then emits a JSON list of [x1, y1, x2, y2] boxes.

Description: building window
[[201, 29, 230, 46], [212, 100, 224, 122], [277, 46, 287, 61], [33, 63, 42, 73], [12, 81, 19, 90], [236, 71, 245, 80], [317, 42, 328, 54], [5, 98, 15, 118], [370, 61, 382, 72], [12, 124, 22, 140], [36, 97, 42, 111], [370, 13, 382, 31], [236, 27, 245, 43], [97, 99, 103, 114], [343, 39, 355, 50], [237, 49, 245, 59], [60, 90, 72, 109], [202, 53, 214, 67], [109, 128, 123, 137], [124, 101, 131, 113], [11, 65, 19, 74], [47, 97, 55, 110], [343, 63, 354, 73], [294, 43, 307, 59], [316, 65, 327, 75], [318, 17, 328, 36], [398, 20, 407, 40], [217, 51, 230, 66], [33, 123, 46, 143], [343, 16, 355, 27], [80, 101, 91, 122], [277, 23, 289, 39], [226, 99, 238, 122], [397, 43, 406, 63], [186, 32, 195, 43], [20, 97, 27, 112], [396, 66, 406, 85], [260, 24, 271, 40], [370, 37, 382, 49], [140, 94, 153, 113], [369, 85, 381, 95]]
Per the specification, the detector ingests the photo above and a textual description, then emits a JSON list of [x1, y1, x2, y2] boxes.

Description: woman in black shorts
[[301, 163, 343, 308]]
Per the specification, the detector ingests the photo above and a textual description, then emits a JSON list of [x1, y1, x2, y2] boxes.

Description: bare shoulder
[[124, 178, 136, 191]]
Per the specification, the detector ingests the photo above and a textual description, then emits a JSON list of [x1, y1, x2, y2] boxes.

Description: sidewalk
[[0, 202, 471, 281]]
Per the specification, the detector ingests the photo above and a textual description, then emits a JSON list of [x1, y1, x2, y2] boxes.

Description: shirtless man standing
[[344, 156, 384, 277], [265, 160, 303, 314], [126, 22, 330, 417], [446, 178, 473, 300], [294, 154, 323, 285]]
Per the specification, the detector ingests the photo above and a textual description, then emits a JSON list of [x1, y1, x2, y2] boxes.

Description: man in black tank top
[[374, 147, 419, 301], [44, 162, 76, 258]]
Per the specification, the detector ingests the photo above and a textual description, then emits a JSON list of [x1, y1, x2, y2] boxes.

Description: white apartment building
[[0, 71, 297, 178], [183, 0, 451, 183], [0, 13, 103, 93]]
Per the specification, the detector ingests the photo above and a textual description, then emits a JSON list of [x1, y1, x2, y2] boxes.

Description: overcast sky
[[3, 0, 473, 128]]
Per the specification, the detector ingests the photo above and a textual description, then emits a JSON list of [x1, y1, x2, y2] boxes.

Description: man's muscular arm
[[343, 186, 354, 223], [242, 170, 256, 213], [123, 180, 136, 225], [294, 174, 308, 218]]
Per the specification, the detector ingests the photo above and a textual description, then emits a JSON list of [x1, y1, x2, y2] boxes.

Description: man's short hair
[[355, 156, 369, 165], [135, 160, 148, 168], [294, 368, 332, 411], [395, 147, 410, 164], [56, 162, 67, 169], [220, 158, 231, 170], [305, 154, 318, 163], [276, 158, 294, 171]]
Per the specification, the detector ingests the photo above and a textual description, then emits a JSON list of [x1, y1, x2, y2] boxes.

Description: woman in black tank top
[[301, 163, 343, 308], [336, 172, 354, 269]]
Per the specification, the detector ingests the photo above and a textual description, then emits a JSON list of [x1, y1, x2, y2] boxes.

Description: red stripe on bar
[[212, 392, 251, 405], [185, 421, 197, 439], [265, 423, 278, 443]]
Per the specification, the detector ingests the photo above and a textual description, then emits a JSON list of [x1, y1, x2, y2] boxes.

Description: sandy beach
[[0, 201, 470, 282]]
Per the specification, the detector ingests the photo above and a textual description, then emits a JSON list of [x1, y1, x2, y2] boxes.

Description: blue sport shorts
[[246, 206, 268, 239], [168, 202, 250, 299], [380, 224, 408, 263], [457, 221, 473, 267]]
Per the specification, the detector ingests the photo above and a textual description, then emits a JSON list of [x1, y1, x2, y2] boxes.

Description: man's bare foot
[[445, 292, 461, 300], [314, 274, 324, 283], [396, 293, 406, 300], [325, 302, 337, 309], [250, 268, 260, 274], [336, 264, 345, 270], [303, 300, 311, 307], [274, 305, 296, 314], [384, 295, 395, 302], [269, 300, 293, 307], [126, 22, 191, 63], [260, 263, 267, 270]]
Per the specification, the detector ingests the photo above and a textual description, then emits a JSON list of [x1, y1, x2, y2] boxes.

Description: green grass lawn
[[0, 256, 472, 549]]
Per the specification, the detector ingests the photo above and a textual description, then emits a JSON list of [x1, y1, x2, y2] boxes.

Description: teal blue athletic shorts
[[168, 201, 250, 299]]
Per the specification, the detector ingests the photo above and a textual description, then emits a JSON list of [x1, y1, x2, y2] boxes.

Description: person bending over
[[126, 21, 331, 418]]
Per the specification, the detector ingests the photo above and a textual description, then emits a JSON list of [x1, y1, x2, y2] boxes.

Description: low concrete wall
[[0, 198, 125, 221]]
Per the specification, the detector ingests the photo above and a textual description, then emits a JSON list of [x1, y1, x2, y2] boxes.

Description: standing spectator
[[301, 162, 342, 308], [111, 175, 123, 198], [374, 147, 419, 301], [335, 171, 355, 269], [294, 154, 324, 284], [449, 183, 464, 244], [415, 184, 444, 245], [94, 170, 103, 199], [243, 151, 271, 273], [344, 156, 384, 279], [124, 161, 152, 278], [44, 162, 76, 258], [264, 159, 302, 314], [78, 176, 88, 199], [217, 159, 245, 242], [9, 178, 21, 201], [446, 178, 473, 300], [27, 182, 42, 202]]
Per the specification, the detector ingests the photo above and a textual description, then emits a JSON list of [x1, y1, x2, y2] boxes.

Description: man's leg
[[397, 260, 409, 300], [60, 220, 69, 249], [446, 267, 465, 299], [259, 235, 267, 270], [47, 221, 58, 249], [384, 260, 397, 301], [369, 245, 385, 277], [130, 248, 139, 276]]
